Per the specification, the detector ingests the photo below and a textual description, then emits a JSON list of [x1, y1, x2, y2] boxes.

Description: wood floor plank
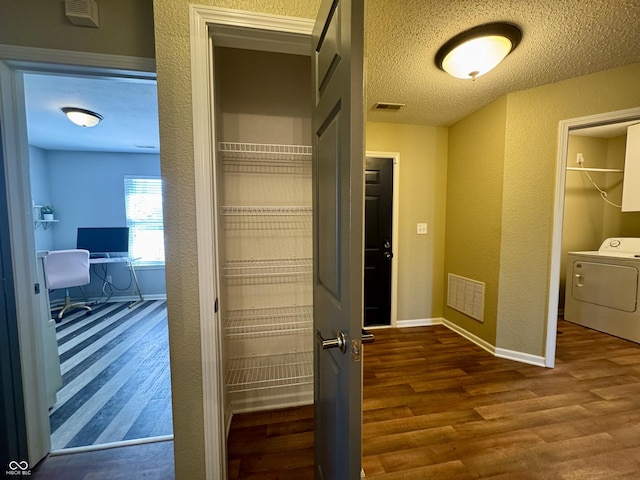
[[227, 320, 640, 479], [49, 300, 172, 450]]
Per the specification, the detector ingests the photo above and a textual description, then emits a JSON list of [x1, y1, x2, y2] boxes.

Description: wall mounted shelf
[[566, 167, 623, 173], [35, 219, 59, 230]]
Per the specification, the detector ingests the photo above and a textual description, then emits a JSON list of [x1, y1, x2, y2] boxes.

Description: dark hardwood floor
[[31, 439, 174, 479], [32, 319, 640, 478], [228, 320, 640, 479]]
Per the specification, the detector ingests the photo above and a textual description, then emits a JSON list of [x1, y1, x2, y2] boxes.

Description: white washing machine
[[565, 238, 640, 343]]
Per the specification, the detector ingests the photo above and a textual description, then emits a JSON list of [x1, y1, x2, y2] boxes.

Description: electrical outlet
[[106, 275, 112, 283], [577, 153, 584, 164], [417, 223, 428, 235]]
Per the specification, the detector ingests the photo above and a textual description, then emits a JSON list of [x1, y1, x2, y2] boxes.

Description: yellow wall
[[560, 135, 609, 307], [445, 63, 640, 357], [366, 122, 448, 321], [496, 62, 640, 356], [445, 96, 507, 344], [151, 2, 319, 478], [0, 0, 155, 58]]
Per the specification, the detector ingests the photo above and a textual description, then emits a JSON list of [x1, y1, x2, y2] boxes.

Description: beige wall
[[445, 96, 507, 345], [0, 0, 155, 59], [497, 62, 640, 356], [152, 2, 319, 478], [217, 47, 311, 145], [366, 122, 448, 321]]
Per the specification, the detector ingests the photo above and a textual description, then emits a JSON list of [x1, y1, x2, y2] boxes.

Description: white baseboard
[[440, 318, 547, 367], [88, 294, 167, 303], [396, 317, 443, 328], [441, 318, 495, 356], [495, 347, 546, 367]]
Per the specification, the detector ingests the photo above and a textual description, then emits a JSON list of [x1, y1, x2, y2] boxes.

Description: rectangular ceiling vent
[[65, 0, 100, 28], [374, 102, 405, 111]]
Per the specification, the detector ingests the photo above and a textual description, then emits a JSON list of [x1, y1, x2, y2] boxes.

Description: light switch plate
[[417, 223, 427, 235]]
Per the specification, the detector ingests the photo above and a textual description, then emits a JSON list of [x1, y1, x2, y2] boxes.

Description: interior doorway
[[547, 106, 640, 367], [23, 71, 171, 453], [0, 46, 170, 465]]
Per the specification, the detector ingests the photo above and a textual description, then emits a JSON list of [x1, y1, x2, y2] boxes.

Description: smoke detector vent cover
[[65, 0, 99, 28], [374, 102, 405, 111]]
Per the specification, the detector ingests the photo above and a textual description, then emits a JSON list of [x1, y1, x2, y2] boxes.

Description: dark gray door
[[312, 0, 365, 478], [364, 156, 393, 326]]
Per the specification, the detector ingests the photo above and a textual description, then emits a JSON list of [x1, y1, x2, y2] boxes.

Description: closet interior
[[214, 47, 314, 415]]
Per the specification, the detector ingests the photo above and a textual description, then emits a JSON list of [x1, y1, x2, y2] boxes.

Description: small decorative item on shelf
[[41, 205, 55, 221]]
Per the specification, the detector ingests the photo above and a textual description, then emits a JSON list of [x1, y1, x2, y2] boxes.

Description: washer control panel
[[598, 237, 640, 256]]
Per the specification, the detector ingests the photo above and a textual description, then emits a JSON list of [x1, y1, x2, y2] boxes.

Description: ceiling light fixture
[[61, 107, 103, 127], [435, 22, 522, 80]]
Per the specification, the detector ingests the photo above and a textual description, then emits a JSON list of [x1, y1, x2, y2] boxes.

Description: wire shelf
[[219, 142, 312, 174], [223, 258, 312, 285], [225, 305, 312, 337], [222, 206, 312, 230], [222, 206, 312, 216], [219, 142, 312, 158], [226, 351, 313, 393]]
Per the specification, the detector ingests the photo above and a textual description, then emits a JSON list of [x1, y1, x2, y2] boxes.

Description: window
[[124, 176, 165, 264]]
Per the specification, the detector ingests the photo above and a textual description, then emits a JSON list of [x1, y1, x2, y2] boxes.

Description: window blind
[[124, 176, 165, 264]]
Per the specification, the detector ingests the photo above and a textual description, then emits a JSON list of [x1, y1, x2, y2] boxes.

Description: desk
[[90, 257, 144, 308]]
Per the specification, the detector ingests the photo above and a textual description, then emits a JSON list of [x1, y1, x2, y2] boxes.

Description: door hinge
[[34, 283, 40, 295], [214, 297, 219, 313]]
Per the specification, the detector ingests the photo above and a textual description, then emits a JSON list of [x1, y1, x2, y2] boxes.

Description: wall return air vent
[[65, 0, 99, 27], [447, 273, 485, 322]]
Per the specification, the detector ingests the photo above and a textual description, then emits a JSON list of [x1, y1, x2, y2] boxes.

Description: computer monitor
[[76, 227, 129, 256]]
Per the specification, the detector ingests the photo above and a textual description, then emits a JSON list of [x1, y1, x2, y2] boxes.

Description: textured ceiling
[[23, 1, 640, 152], [24, 73, 159, 154], [366, 0, 640, 126]]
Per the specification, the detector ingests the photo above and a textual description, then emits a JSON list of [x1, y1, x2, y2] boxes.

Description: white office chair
[[44, 249, 92, 321]]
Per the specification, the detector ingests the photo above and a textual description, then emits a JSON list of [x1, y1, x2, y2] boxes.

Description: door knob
[[317, 329, 347, 353], [384, 251, 393, 259], [361, 328, 374, 344]]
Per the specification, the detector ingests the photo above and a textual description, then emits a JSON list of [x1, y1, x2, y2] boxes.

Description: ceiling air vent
[[374, 102, 405, 111], [65, 0, 100, 28]]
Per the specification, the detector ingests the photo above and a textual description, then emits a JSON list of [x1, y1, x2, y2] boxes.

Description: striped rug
[[50, 300, 173, 451]]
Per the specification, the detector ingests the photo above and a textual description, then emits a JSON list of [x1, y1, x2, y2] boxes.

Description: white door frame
[[547, 106, 640, 367], [0, 44, 155, 466], [365, 151, 400, 328], [189, 6, 313, 479]]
